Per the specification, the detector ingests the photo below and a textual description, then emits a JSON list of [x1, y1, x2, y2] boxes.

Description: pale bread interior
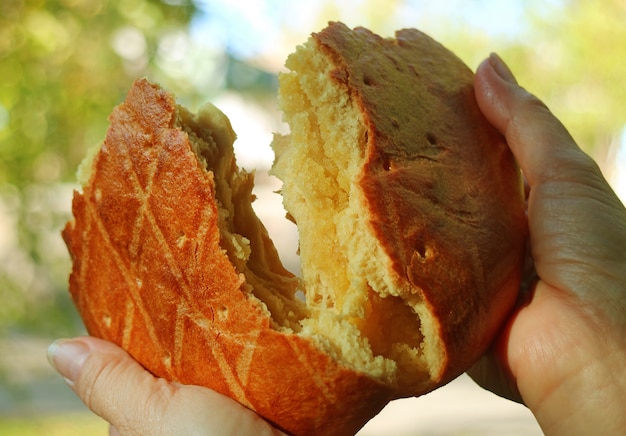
[[271, 38, 439, 387], [176, 100, 400, 382], [79, 38, 441, 389], [177, 37, 440, 387]]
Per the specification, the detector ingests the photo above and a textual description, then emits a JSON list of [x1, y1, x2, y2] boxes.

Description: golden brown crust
[[63, 78, 393, 436], [313, 22, 526, 383], [63, 22, 526, 435]]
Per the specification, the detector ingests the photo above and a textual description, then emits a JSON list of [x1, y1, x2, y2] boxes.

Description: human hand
[[47, 336, 285, 435], [469, 53, 626, 435]]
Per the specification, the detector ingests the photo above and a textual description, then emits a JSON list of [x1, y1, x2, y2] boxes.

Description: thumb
[[474, 53, 626, 295], [474, 52, 592, 188], [47, 337, 283, 436], [47, 336, 168, 434]]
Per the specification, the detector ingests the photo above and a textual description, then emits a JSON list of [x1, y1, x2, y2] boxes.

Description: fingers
[[48, 337, 284, 436], [47, 337, 171, 434], [474, 53, 626, 298], [472, 54, 626, 432], [474, 53, 593, 188]]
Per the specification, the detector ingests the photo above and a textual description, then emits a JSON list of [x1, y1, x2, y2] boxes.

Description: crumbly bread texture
[[63, 22, 526, 436], [272, 21, 527, 394]]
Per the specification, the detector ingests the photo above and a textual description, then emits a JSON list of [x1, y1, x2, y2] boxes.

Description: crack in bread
[[63, 22, 526, 435]]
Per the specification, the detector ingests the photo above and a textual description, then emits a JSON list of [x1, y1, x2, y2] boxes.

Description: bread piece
[[272, 21, 527, 394], [63, 22, 526, 436]]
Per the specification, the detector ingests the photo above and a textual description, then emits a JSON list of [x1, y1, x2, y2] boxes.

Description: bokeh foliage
[[0, 0, 196, 188], [413, 0, 626, 156], [505, 0, 626, 154], [0, 0, 196, 335]]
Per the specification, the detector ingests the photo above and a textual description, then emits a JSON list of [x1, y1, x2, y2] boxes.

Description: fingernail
[[488, 52, 518, 85], [47, 339, 89, 386]]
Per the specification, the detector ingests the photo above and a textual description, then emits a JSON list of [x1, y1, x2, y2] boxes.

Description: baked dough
[[63, 22, 526, 435]]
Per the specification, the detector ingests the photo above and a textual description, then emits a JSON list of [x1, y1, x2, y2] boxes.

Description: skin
[[47, 337, 282, 436], [468, 53, 626, 435], [48, 53, 626, 435]]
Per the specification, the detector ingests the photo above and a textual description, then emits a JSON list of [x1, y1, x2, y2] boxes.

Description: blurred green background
[[1, 0, 625, 433]]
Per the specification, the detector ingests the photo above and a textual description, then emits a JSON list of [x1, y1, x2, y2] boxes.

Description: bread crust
[[63, 78, 393, 436], [313, 22, 526, 384], [63, 23, 526, 435]]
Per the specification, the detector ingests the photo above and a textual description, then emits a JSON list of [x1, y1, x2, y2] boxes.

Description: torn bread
[[63, 22, 526, 435]]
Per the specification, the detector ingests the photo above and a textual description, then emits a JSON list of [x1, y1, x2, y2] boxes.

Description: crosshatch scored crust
[[63, 22, 526, 436]]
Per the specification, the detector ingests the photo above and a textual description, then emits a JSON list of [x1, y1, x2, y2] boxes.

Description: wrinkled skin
[[468, 53, 626, 435]]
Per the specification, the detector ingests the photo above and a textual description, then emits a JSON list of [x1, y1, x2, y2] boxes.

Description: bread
[[63, 22, 526, 435]]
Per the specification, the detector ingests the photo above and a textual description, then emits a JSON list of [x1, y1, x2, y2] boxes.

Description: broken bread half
[[63, 22, 526, 436]]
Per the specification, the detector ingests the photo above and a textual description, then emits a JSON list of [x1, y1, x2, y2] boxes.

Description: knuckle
[[76, 353, 118, 411], [75, 349, 151, 434]]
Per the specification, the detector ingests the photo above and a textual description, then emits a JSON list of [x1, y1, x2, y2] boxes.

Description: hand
[[469, 53, 626, 435], [47, 336, 285, 435]]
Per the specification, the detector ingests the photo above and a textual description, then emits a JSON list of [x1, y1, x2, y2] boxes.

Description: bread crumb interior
[[271, 39, 431, 387], [177, 104, 306, 333], [172, 39, 432, 388]]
